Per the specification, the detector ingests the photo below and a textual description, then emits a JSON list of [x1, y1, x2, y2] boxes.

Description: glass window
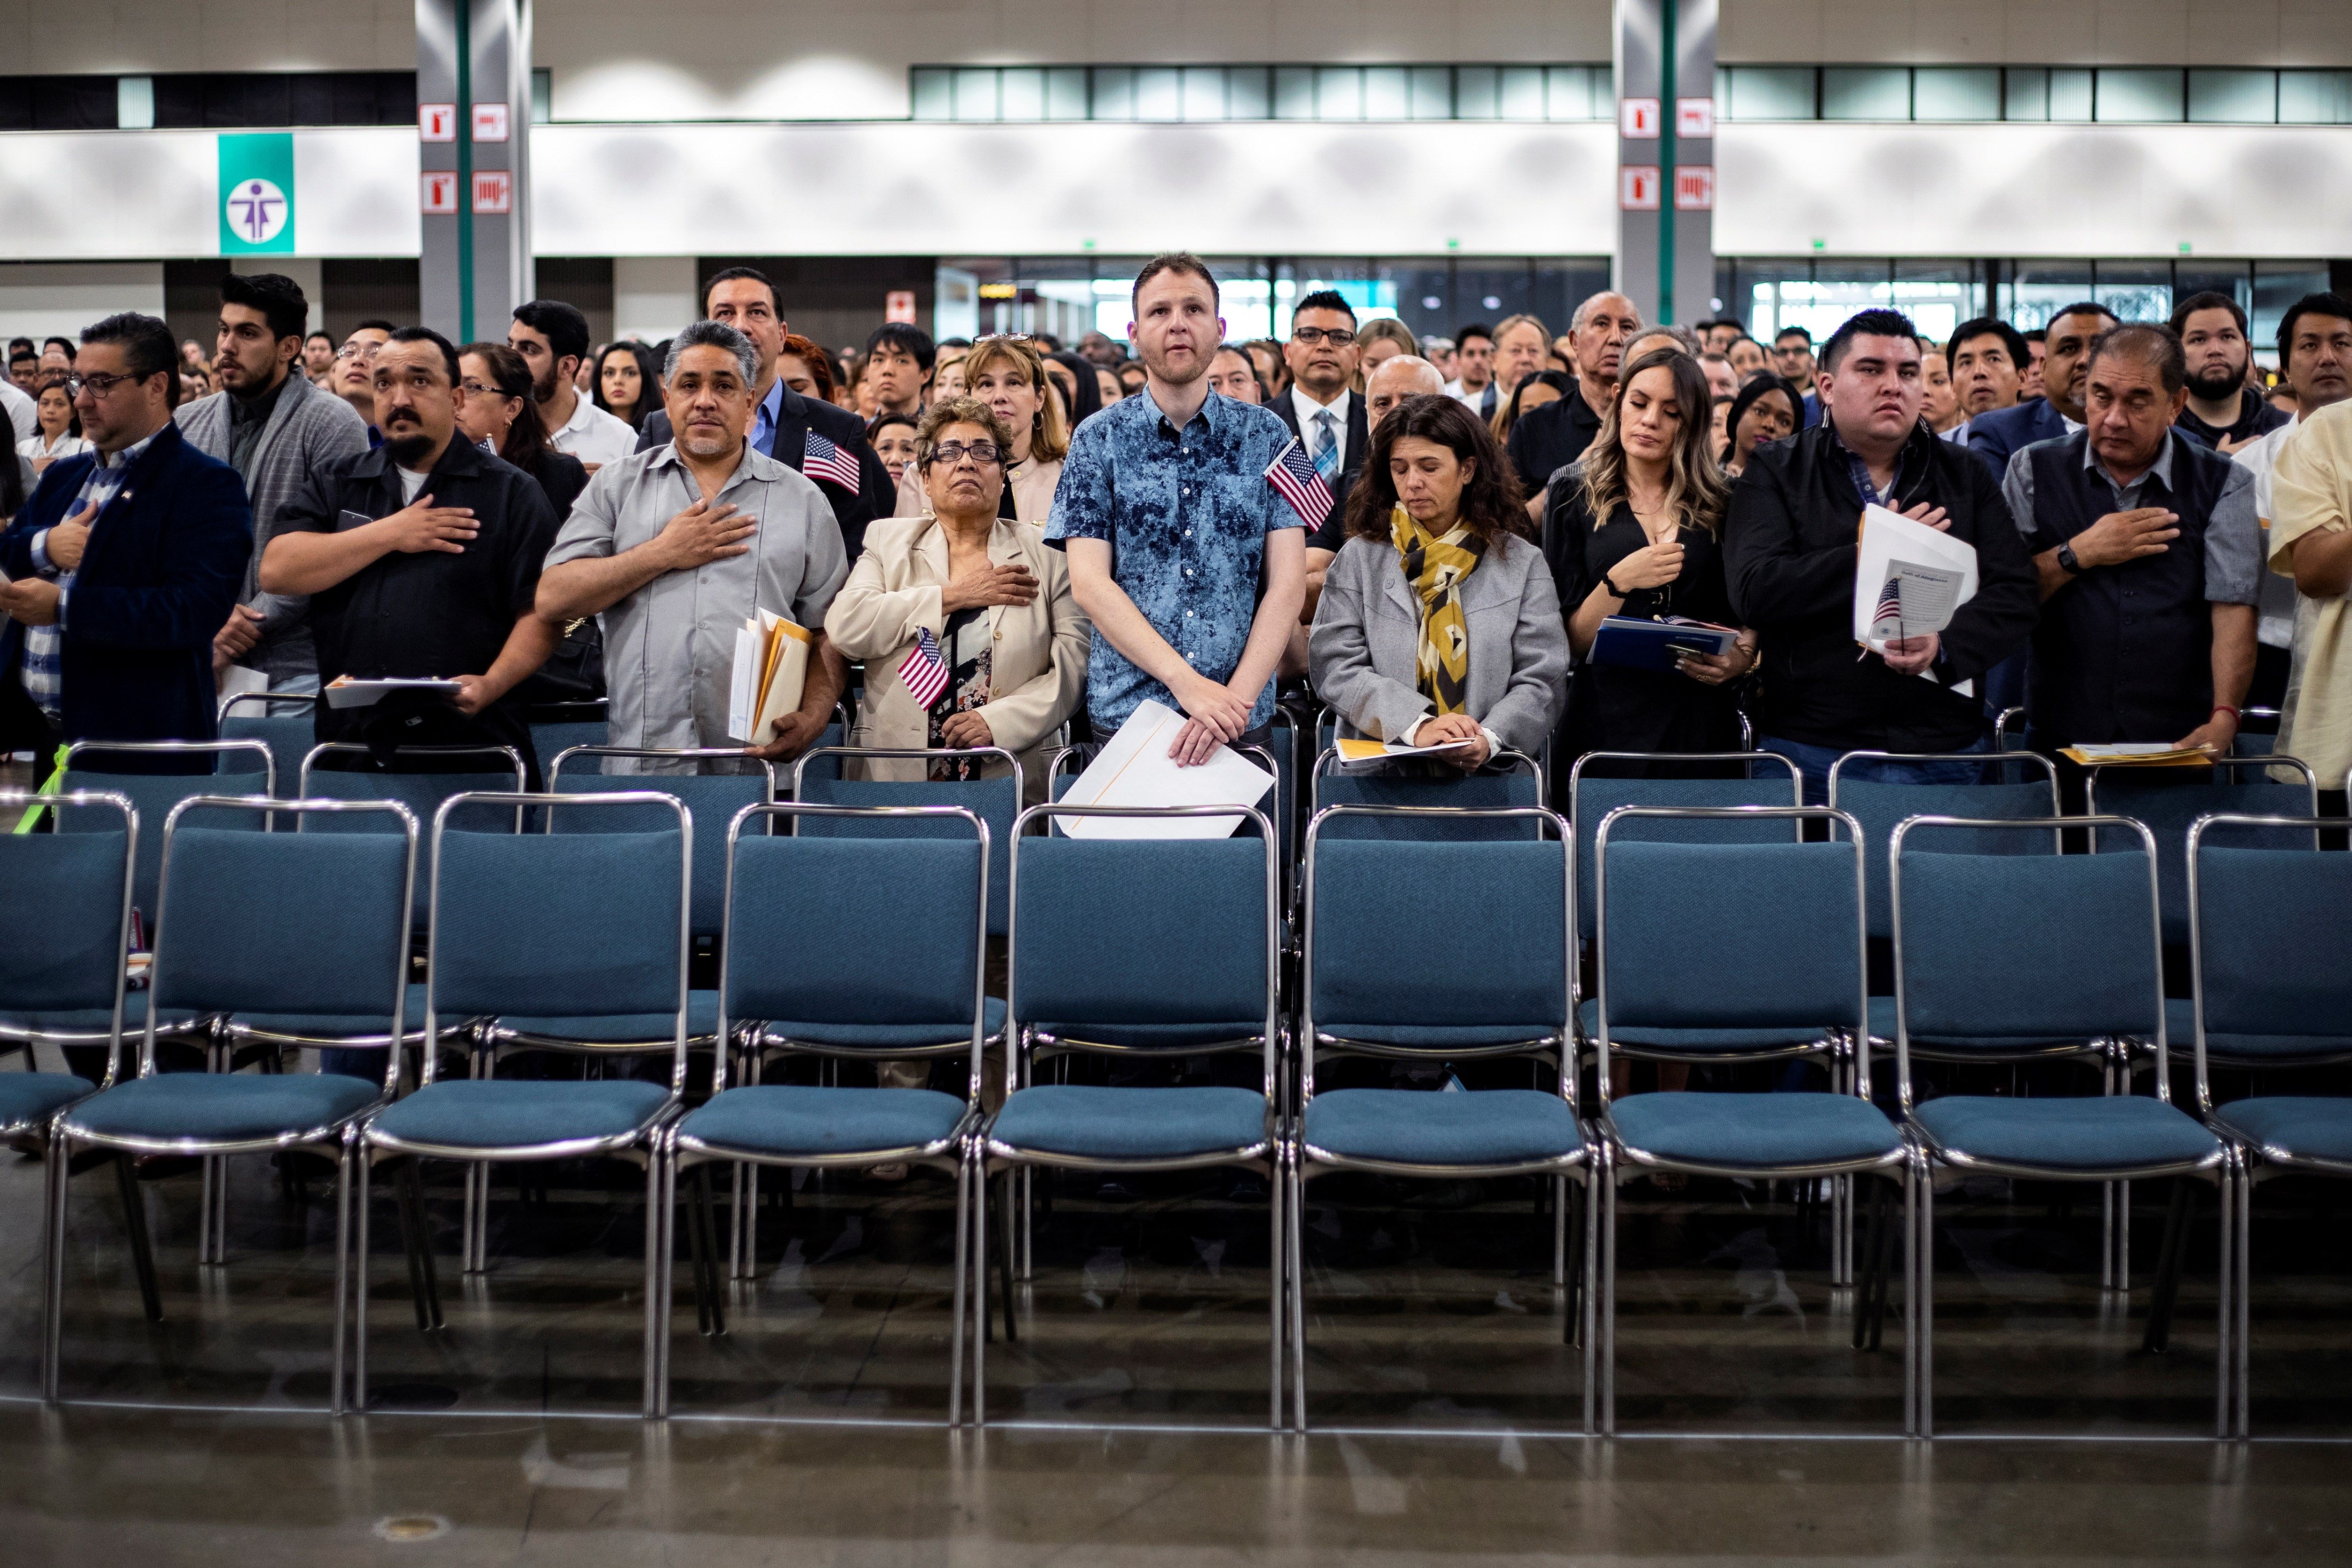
[[2096, 68, 2185, 122], [1226, 66, 1269, 121], [1364, 65, 1409, 120], [1913, 67, 1998, 121], [952, 67, 998, 121], [1890, 260, 1980, 344], [1500, 65, 1545, 119], [2003, 67, 2048, 121], [1181, 65, 1225, 121], [1725, 66, 1815, 121], [529, 68, 550, 126], [2094, 263, 2172, 324], [2050, 68, 2093, 120], [1544, 65, 1590, 120], [116, 75, 154, 129], [1412, 65, 1453, 120], [1091, 66, 1134, 121], [2280, 70, 2352, 124], [1273, 66, 1316, 120], [1316, 65, 1363, 120], [1456, 65, 1499, 120], [1823, 66, 1909, 121], [1000, 67, 1044, 120], [910, 67, 952, 121], [1135, 66, 1180, 120], [2007, 263, 2095, 331], [2188, 69, 2276, 123], [2175, 266, 2253, 319], [2254, 262, 2333, 352], [1045, 67, 1088, 120]]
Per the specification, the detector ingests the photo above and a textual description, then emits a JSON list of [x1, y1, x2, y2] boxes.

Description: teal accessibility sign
[[218, 132, 295, 255]]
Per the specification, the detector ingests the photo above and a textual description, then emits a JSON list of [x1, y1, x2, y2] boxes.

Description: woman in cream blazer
[[827, 397, 1089, 796]]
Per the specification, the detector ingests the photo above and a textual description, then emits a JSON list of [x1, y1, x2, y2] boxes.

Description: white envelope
[[1058, 700, 1276, 840]]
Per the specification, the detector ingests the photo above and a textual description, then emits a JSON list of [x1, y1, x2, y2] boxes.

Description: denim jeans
[[1761, 735, 1992, 807]]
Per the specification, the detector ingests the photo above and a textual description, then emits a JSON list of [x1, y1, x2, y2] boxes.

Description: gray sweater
[[176, 372, 372, 685]]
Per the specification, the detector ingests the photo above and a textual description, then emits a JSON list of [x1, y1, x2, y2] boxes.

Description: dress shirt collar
[[1289, 384, 1350, 427], [646, 436, 787, 495], [1141, 383, 1224, 440], [92, 422, 165, 471], [2086, 429, 2177, 494]]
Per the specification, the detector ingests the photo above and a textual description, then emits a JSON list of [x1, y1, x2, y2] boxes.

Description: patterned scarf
[[1391, 505, 1485, 716]]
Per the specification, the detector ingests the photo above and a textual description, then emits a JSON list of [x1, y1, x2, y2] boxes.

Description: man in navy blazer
[[1964, 302, 2116, 477], [0, 313, 252, 776]]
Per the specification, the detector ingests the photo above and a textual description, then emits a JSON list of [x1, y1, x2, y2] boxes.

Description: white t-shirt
[[397, 465, 429, 503], [547, 394, 637, 466], [0, 377, 34, 440]]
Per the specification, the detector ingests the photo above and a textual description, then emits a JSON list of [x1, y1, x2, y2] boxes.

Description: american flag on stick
[[1874, 573, 1904, 629], [802, 430, 861, 492], [1264, 438, 1334, 530], [898, 625, 952, 708]]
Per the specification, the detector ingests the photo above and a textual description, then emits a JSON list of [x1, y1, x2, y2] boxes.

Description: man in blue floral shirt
[[1047, 253, 1309, 764]]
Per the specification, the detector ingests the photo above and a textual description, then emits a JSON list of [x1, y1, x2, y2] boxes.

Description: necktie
[[1312, 408, 1341, 483]]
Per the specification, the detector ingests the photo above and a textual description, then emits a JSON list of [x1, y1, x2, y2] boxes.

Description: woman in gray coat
[[1309, 393, 1568, 769]]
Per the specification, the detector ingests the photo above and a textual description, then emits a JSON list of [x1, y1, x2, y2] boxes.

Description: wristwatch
[[2056, 541, 2086, 575]]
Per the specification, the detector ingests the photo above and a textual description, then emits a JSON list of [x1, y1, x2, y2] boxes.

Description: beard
[[384, 430, 436, 468], [2186, 363, 2246, 403], [532, 360, 558, 403]]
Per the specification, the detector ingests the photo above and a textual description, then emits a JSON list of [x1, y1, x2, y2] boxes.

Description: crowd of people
[[4, 253, 2352, 822]]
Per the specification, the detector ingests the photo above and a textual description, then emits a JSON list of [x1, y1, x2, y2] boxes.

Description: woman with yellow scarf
[[1307, 394, 1568, 770]]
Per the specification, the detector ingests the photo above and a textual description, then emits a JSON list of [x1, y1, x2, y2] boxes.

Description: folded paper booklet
[[2060, 743, 2217, 768], [1853, 503, 1980, 696], [1333, 735, 1475, 769], [1588, 615, 1740, 673], [1058, 699, 1276, 840], [324, 676, 464, 709], [727, 611, 812, 745]]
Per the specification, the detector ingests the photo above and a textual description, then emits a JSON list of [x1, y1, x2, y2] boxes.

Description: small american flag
[[802, 430, 860, 492], [1264, 438, 1334, 530], [1873, 573, 1904, 629], [898, 625, 952, 709]]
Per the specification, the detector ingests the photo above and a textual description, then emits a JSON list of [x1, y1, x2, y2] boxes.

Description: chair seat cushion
[[2159, 998, 2352, 1061], [1316, 1022, 1564, 1050], [1866, 996, 2095, 1053], [225, 984, 442, 1043], [989, 1084, 1267, 1162], [2210, 1098, 2352, 1167], [0, 1072, 97, 1136], [1032, 1021, 1266, 1051], [367, 1078, 670, 1152], [1303, 1088, 1584, 1168], [1610, 1091, 1900, 1170], [0, 994, 200, 1038], [1911, 1094, 2223, 1172], [1579, 999, 1831, 1054], [65, 1071, 381, 1145], [491, 991, 721, 1045], [755, 997, 1006, 1051], [680, 1086, 966, 1159]]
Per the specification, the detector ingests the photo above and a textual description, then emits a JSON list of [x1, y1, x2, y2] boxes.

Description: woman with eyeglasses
[[457, 342, 589, 520], [892, 335, 1069, 524], [826, 397, 1088, 799]]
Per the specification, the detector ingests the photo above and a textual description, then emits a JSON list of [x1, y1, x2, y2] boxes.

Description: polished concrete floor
[[4, 1088, 2350, 1563]]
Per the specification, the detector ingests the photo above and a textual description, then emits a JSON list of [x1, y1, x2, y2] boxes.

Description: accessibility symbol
[[226, 178, 288, 245]]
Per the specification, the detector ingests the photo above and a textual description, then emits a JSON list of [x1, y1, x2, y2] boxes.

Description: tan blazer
[[824, 515, 1090, 794], [893, 454, 1065, 525]]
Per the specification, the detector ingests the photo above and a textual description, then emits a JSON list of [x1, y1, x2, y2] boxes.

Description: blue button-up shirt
[[1046, 389, 1304, 732], [748, 376, 785, 460]]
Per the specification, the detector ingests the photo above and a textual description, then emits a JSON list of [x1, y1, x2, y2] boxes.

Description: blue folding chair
[[1891, 815, 2230, 1437], [354, 790, 691, 1415], [58, 740, 273, 925], [1591, 806, 1904, 1434], [2184, 814, 2352, 1436], [1566, 750, 1802, 963], [2086, 757, 2318, 945], [526, 703, 608, 782], [1307, 746, 1546, 841], [218, 690, 320, 796], [299, 743, 528, 933], [791, 746, 1022, 935], [46, 795, 415, 1412], [1291, 804, 1589, 1431], [655, 801, 993, 1420], [975, 802, 1284, 1428]]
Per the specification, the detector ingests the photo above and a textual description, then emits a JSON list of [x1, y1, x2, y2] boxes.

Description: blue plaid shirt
[[20, 427, 161, 721], [1045, 390, 1304, 733]]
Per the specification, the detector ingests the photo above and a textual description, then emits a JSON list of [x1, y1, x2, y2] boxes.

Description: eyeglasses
[[459, 378, 517, 399], [927, 440, 1004, 468], [1291, 326, 1357, 348], [63, 371, 146, 399], [334, 342, 380, 362]]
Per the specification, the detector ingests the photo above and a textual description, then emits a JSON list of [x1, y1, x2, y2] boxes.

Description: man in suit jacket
[[635, 266, 894, 560], [1966, 301, 2116, 477], [0, 313, 253, 774], [1269, 289, 1369, 489]]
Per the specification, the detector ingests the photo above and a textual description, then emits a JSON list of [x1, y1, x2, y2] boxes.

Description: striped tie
[[1312, 408, 1341, 483]]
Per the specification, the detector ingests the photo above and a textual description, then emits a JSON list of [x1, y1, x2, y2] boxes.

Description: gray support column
[[417, 0, 533, 343], [1613, 0, 1716, 327]]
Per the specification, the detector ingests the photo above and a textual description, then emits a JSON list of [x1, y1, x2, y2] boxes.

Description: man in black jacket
[[635, 267, 893, 560], [1724, 308, 2039, 802]]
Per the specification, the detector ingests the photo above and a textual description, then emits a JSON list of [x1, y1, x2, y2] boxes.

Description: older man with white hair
[[1508, 290, 1641, 494]]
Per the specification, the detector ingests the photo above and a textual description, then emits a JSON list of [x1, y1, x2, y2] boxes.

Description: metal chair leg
[[994, 1169, 1020, 1345], [1854, 1172, 1891, 1351], [1580, 1154, 1598, 1433], [1600, 1144, 1619, 1436], [41, 1134, 69, 1402], [642, 1146, 665, 1419], [115, 1153, 163, 1323], [1916, 1157, 1936, 1438], [690, 1164, 726, 1337], [330, 1135, 354, 1415], [352, 1150, 373, 1410], [1267, 1151, 1284, 1433], [949, 1143, 971, 1427], [2234, 1149, 2251, 1438], [1288, 1146, 1307, 1431], [971, 1154, 988, 1425], [2141, 1177, 2193, 1354]]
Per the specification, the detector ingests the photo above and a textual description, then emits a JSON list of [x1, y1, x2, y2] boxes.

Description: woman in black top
[[458, 342, 589, 520], [1543, 347, 1757, 764]]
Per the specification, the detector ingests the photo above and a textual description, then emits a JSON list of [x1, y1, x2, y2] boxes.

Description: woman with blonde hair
[[894, 334, 1068, 523], [1354, 318, 1419, 375]]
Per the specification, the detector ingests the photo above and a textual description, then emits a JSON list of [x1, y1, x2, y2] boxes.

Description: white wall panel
[[0, 132, 217, 260], [292, 127, 422, 256], [0, 262, 165, 342], [1715, 121, 2352, 258]]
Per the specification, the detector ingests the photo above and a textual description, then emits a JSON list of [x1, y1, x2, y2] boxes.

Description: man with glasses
[[328, 319, 395, 440], [538, 320, 849, 769], [0, 312, 254, 778], [1271, 290, 1367, 499]]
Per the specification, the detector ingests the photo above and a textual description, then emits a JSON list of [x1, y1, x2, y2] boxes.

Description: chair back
[[149, 796, 415, 1090], [218, 692, 318, 796], [0, 789, 135, 1073], [548, 748, 775, 942], [1593, 806, 1866, 1100], [58, 740, 272, 923], [716, 802, 988, 1092], [2088, 759, 2318, 943], [300, 744, 527, 926], [1302, 806, 1568, 1091], [1827, 750, 2061, 939], [1891, 814, 2171, 1111], [1009, 803, 1277, 1068], [424, 792, 691, 1090], [1569, 751, 1801, 931], [1308, 749, 1545, 841], [2187, 813, 2352, 1075], [793, 748, 1022, 933], [528, 716, 609, 781]]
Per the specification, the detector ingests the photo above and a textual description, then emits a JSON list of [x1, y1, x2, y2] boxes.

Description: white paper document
[[1854, 504, 1979, 652], [1058, 700, 1277, 840], [727, 611, 812, 744], [1333, 735, 1474, 770], [218, 665, 270, 701], [324, 676, 464, 710]]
